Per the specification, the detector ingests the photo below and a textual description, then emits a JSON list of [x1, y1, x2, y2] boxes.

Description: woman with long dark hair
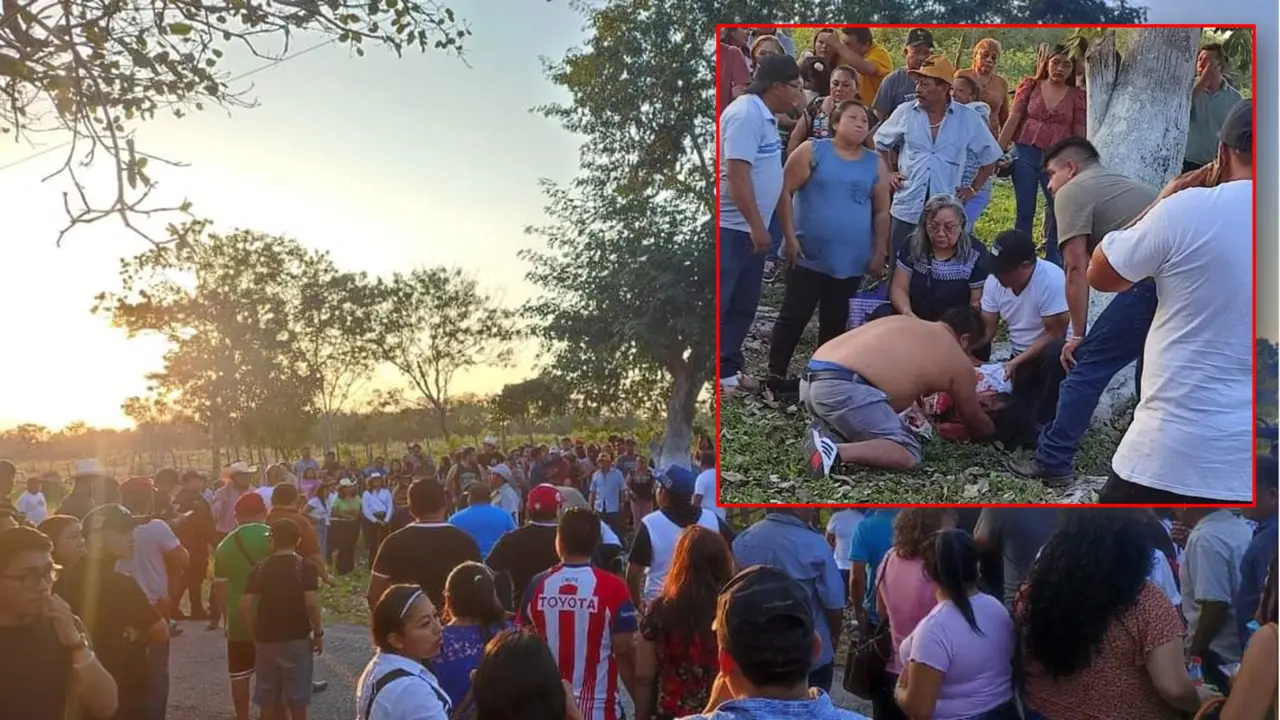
[[355, 584, 450, 719], [767, 99, 891, 397], [431, 562, 514, 711], [996, 40, 1088, 267], [633, 526, 735, 720], [473, 629, 583, 720], [870, 508, 950, 720], [895, 529, 1017, 719], [305, 477, 334, 560], [37, 514, 85, 569], [1018, 509, 1212, 720]]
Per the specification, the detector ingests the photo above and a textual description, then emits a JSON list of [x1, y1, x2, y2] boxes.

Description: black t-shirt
[[56, 492, 95, 520], [246, 553, 318, 642], [0, 620, 72, 720], [629, 505, 737, 567], [372, 523, 481, 608], [628, 473, 655, 501], [53, 559, 160, 697], [486, 522, 560, 610]]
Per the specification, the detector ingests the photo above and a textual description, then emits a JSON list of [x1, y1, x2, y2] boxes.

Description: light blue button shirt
[[874, 100, 1003, 224], [733, 514, 846, 669], [718, 93, 784, 233]]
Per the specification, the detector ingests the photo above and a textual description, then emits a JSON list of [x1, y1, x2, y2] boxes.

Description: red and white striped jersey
[[518, 563, 638, 720]]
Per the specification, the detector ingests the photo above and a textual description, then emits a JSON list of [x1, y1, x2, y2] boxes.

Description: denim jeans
[[766, 211, 783, 264], [1012, 143, 1061, 266], [1034, 279, 1156, 474], [314, 522, 328, 559], [964, 183, 993, 227], [719, 227, 766, 379]]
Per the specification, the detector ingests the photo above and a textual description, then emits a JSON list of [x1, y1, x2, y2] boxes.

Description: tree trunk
[[1082, 27, 1198, 423], [657, 364, 704, 470]]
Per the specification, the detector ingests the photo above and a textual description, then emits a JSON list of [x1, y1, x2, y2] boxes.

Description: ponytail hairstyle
[[924, 528, 983, 634], [443, 562, 508, 645]]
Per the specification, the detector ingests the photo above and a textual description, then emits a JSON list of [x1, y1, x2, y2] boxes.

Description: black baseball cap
[[982, 229, 1038, 274], [717, 565, 814, 643], [81, 504, 145, 536], [747, 54, 801, 95], [1220, 98, 1252, 153], [906, 28, 935, 48]]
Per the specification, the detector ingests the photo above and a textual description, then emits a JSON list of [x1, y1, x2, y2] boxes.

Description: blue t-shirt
[[718, 94, 784, 233], [590, 469, 626, 513], [848, 510, 898, 623], [448, 503, 516, 558], [432, 621, 513, 707]]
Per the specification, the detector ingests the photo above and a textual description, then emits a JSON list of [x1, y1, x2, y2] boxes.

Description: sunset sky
[[0, 0, 1274, 431]]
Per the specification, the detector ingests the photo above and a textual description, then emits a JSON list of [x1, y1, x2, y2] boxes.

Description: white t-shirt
[[257, 485, 275, 509], [492, 484, 520, 523], [1148, 549, 1180, 607], [693, 468, 724, 520], [980, 260, 1069, 354], [17, 491, 48, 526], [826, 510, 865, 571], [118, 519, 182, 604], [1099, 181, 1253, 501]]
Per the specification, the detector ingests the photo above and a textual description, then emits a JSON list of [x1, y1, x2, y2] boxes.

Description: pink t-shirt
[[876, 552, 937, 674], [900, 593, 1015, 720]]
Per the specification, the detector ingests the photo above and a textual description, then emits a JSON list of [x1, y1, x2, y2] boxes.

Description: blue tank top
[[794, 139, 880, 279]]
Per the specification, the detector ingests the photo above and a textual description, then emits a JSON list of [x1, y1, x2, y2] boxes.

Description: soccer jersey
[[518, 563, 638, 720]]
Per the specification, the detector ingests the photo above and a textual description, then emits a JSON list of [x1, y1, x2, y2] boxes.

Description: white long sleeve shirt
[[17, 491, 48, 526], [362, 489, 393, 524]]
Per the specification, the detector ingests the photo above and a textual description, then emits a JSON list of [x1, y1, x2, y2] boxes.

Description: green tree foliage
[[2, 0, 470, 241], [523, 0, 714, 468], [367, 267, 518, 439], [93, 221, 357, 463]]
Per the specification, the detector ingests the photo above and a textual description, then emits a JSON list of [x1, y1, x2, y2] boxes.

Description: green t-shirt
[[213, 523, 271, 642]]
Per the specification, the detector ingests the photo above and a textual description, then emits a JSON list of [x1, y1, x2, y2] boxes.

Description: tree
[[523, 0, 715, 471], [1082, 27, 1199, 422], [95, 221, 329, 472], [368, 266, 518, 439], [3, 0, 472, 242], [1258, 339, 1279, 422], [292, 265, 380, 451]]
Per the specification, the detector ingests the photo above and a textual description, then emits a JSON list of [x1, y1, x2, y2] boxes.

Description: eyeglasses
[[927, 221, 961, 234], [0, 564, 59, 589]]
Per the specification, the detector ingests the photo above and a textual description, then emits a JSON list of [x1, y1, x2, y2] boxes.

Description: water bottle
[[1188, 656, 1204, 685]]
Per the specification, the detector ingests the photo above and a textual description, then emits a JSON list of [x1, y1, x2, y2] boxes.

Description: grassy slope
[[720, 180, 1134, 504]]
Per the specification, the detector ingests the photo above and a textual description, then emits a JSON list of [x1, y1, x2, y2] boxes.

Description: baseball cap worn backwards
[[656, 465, 697, 495], [1220, 98, 1252, 153], [82, 504, 144, 536], [747, 54, 801, 95], [982, 229, 1038, 274], [717, 565, 815, 645]]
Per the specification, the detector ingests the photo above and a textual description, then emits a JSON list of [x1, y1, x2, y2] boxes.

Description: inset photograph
[[716, 25, 1258, 505]]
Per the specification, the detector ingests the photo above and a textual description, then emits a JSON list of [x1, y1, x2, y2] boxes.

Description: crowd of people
[[0, 450, 1277, 719], [718, 26, 1254, 505]]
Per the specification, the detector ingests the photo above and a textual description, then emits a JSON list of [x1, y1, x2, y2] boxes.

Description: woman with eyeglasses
[[356, 583, 451, 720], [868, 194, 992, 362]]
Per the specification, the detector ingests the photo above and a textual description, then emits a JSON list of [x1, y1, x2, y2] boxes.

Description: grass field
[[719, 179, 1135, 504]]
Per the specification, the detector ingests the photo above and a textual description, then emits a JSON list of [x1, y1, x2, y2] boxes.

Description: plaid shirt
[[680, 693, 869, 719]]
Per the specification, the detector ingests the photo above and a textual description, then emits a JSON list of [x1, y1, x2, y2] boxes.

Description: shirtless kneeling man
[[801, 306, 996, 476]]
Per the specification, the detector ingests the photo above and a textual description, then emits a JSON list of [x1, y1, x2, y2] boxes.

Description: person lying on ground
[[801, 306, 995, 477]]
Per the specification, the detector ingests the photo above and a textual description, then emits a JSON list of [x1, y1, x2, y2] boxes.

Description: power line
[[0, 38, 337, 173]]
